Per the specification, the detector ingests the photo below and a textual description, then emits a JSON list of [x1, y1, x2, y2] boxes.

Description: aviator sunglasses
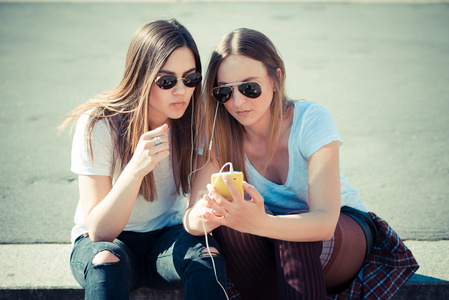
[[154, 72, 202, 90], [212, 81, 262, 103]]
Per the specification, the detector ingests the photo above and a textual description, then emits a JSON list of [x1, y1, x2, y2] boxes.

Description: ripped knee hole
[[92, 250, 120, 265], [201, 247, 220, 257]]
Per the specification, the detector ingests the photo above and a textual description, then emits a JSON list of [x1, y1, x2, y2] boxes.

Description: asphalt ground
[[1, 1, 448, 244], [0, 1, 448, 298]]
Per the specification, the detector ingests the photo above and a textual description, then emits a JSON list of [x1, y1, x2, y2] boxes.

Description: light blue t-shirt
[[245, 101, 368, 215]]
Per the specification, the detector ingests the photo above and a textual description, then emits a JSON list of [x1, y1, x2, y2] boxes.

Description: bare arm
[[80, 125, 169, 242], [183, 157, 225, 236], [79, 166, 144, 243], [208, 141, 341, 242]]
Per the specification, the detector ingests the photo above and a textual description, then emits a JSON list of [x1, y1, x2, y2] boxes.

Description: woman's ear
[[276, 67, 282, 79], [274, 68, 282, 92]]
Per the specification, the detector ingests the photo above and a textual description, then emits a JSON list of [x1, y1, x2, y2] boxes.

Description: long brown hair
[[60, 19, 201, 201], [201, 28, 292, 178]]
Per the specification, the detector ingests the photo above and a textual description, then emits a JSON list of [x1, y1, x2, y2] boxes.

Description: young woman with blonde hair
[[185, 28, 418, 299], [61, 19, 227, 300]]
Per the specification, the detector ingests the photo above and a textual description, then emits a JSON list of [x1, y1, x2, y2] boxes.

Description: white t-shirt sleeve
[[71, 113, 113, 176], [298, 102, 342, 160]]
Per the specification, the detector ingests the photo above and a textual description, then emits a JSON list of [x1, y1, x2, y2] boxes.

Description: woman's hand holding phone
[[207, 174, 268, 235]]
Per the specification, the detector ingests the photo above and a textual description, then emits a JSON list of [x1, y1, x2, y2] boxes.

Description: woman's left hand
[[206, 175, 268, 235]]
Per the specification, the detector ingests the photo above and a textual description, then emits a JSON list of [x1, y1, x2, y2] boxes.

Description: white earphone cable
[[202, 161, 234, 300], [187, 102, 219, 192], [188, 101, 228, 298]]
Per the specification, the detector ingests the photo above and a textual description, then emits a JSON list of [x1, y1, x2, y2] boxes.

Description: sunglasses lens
[[238, 82, 262, 99], [155, 75, 177, 89], [212, 86, 233, 103], [183, 73, 202, 87]]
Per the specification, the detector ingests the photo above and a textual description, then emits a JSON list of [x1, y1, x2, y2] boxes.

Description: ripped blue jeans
[[70, 224, 227, 300]]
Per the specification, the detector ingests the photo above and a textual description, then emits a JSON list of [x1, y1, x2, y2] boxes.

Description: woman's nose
[[172, 80, 186, 95], [232, 88, 246, 106]]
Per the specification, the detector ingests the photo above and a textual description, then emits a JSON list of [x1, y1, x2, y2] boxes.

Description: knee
[[201, 247, 220, 257], [92, 250, 120, 265], [181, 232, 224, 259], [198, 237, 224, 260], [187, 245, 225, 275]]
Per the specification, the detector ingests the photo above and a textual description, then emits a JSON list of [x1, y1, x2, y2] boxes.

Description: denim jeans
[[70, 224, 227, 300]]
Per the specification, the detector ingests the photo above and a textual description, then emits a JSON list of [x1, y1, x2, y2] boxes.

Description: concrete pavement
[[0, 1, 448, 298], [0, 241, 448, 298]]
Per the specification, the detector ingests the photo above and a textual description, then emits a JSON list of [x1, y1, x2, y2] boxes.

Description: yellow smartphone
[[211, 171, 244, 199]]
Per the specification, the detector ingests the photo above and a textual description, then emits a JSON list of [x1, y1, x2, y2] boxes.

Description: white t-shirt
[[70, 113, 188, 244], [245, 101, 368, 215]]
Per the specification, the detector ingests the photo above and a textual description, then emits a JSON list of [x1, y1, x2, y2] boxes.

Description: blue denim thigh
[[70, 235, 139, 299], [142, 225, 228, 299]]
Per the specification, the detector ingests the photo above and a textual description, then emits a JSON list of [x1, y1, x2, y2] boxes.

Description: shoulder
[[293, 100, 328, 113], [72, 109, 115, 157], [71, 110, 115, 175], [290, 100, 341, 158], [291, 100, 332, 125], [75, 110, 113, 137]]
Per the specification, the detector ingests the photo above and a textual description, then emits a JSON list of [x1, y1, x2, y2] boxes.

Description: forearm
[[183, 159, 221, 236], [252, 209, 339, 242], [86, 165, 143, 242], [183, 207, 205, 236], [183, 205, 220, 236]]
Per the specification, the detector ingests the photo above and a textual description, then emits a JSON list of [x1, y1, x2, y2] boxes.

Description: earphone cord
[[202, 162, 233, 300], [201, 162, 234, 300], [201, 203, 229, 300], [189, 94, 195, 191], [188, 102, 228, 298], [187, 103, 219, 192]]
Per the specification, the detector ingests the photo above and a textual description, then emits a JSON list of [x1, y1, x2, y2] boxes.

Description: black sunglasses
[[212, 82, 262, 103], [154, 72, 202, 90]]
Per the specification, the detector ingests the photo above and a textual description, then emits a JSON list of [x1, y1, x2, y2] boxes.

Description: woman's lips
[[170, 101, 186, 108], [236, 109, 251, 115]]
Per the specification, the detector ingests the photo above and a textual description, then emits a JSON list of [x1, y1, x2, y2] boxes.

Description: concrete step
[[0, 241, 447, 299]]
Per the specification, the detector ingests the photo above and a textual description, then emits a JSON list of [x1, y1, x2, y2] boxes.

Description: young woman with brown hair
[[184, 28, 418, 300], [61, 19, 227, 300]]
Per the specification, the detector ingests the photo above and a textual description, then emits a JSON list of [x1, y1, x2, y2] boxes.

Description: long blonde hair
[[60, 19, 202, 201], [201, 28, 292, 177]]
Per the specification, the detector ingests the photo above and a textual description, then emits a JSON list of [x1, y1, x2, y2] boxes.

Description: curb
[[0, 241, 447, 299], [1, 281, 449, 300]]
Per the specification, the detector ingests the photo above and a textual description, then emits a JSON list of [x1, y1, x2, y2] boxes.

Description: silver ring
[[220, 213, 228, 219], [153, 136, 162, 146]]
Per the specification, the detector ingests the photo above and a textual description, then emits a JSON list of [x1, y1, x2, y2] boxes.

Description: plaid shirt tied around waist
[[328, 212, 419, 300], [227, 212, 419, 300]]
